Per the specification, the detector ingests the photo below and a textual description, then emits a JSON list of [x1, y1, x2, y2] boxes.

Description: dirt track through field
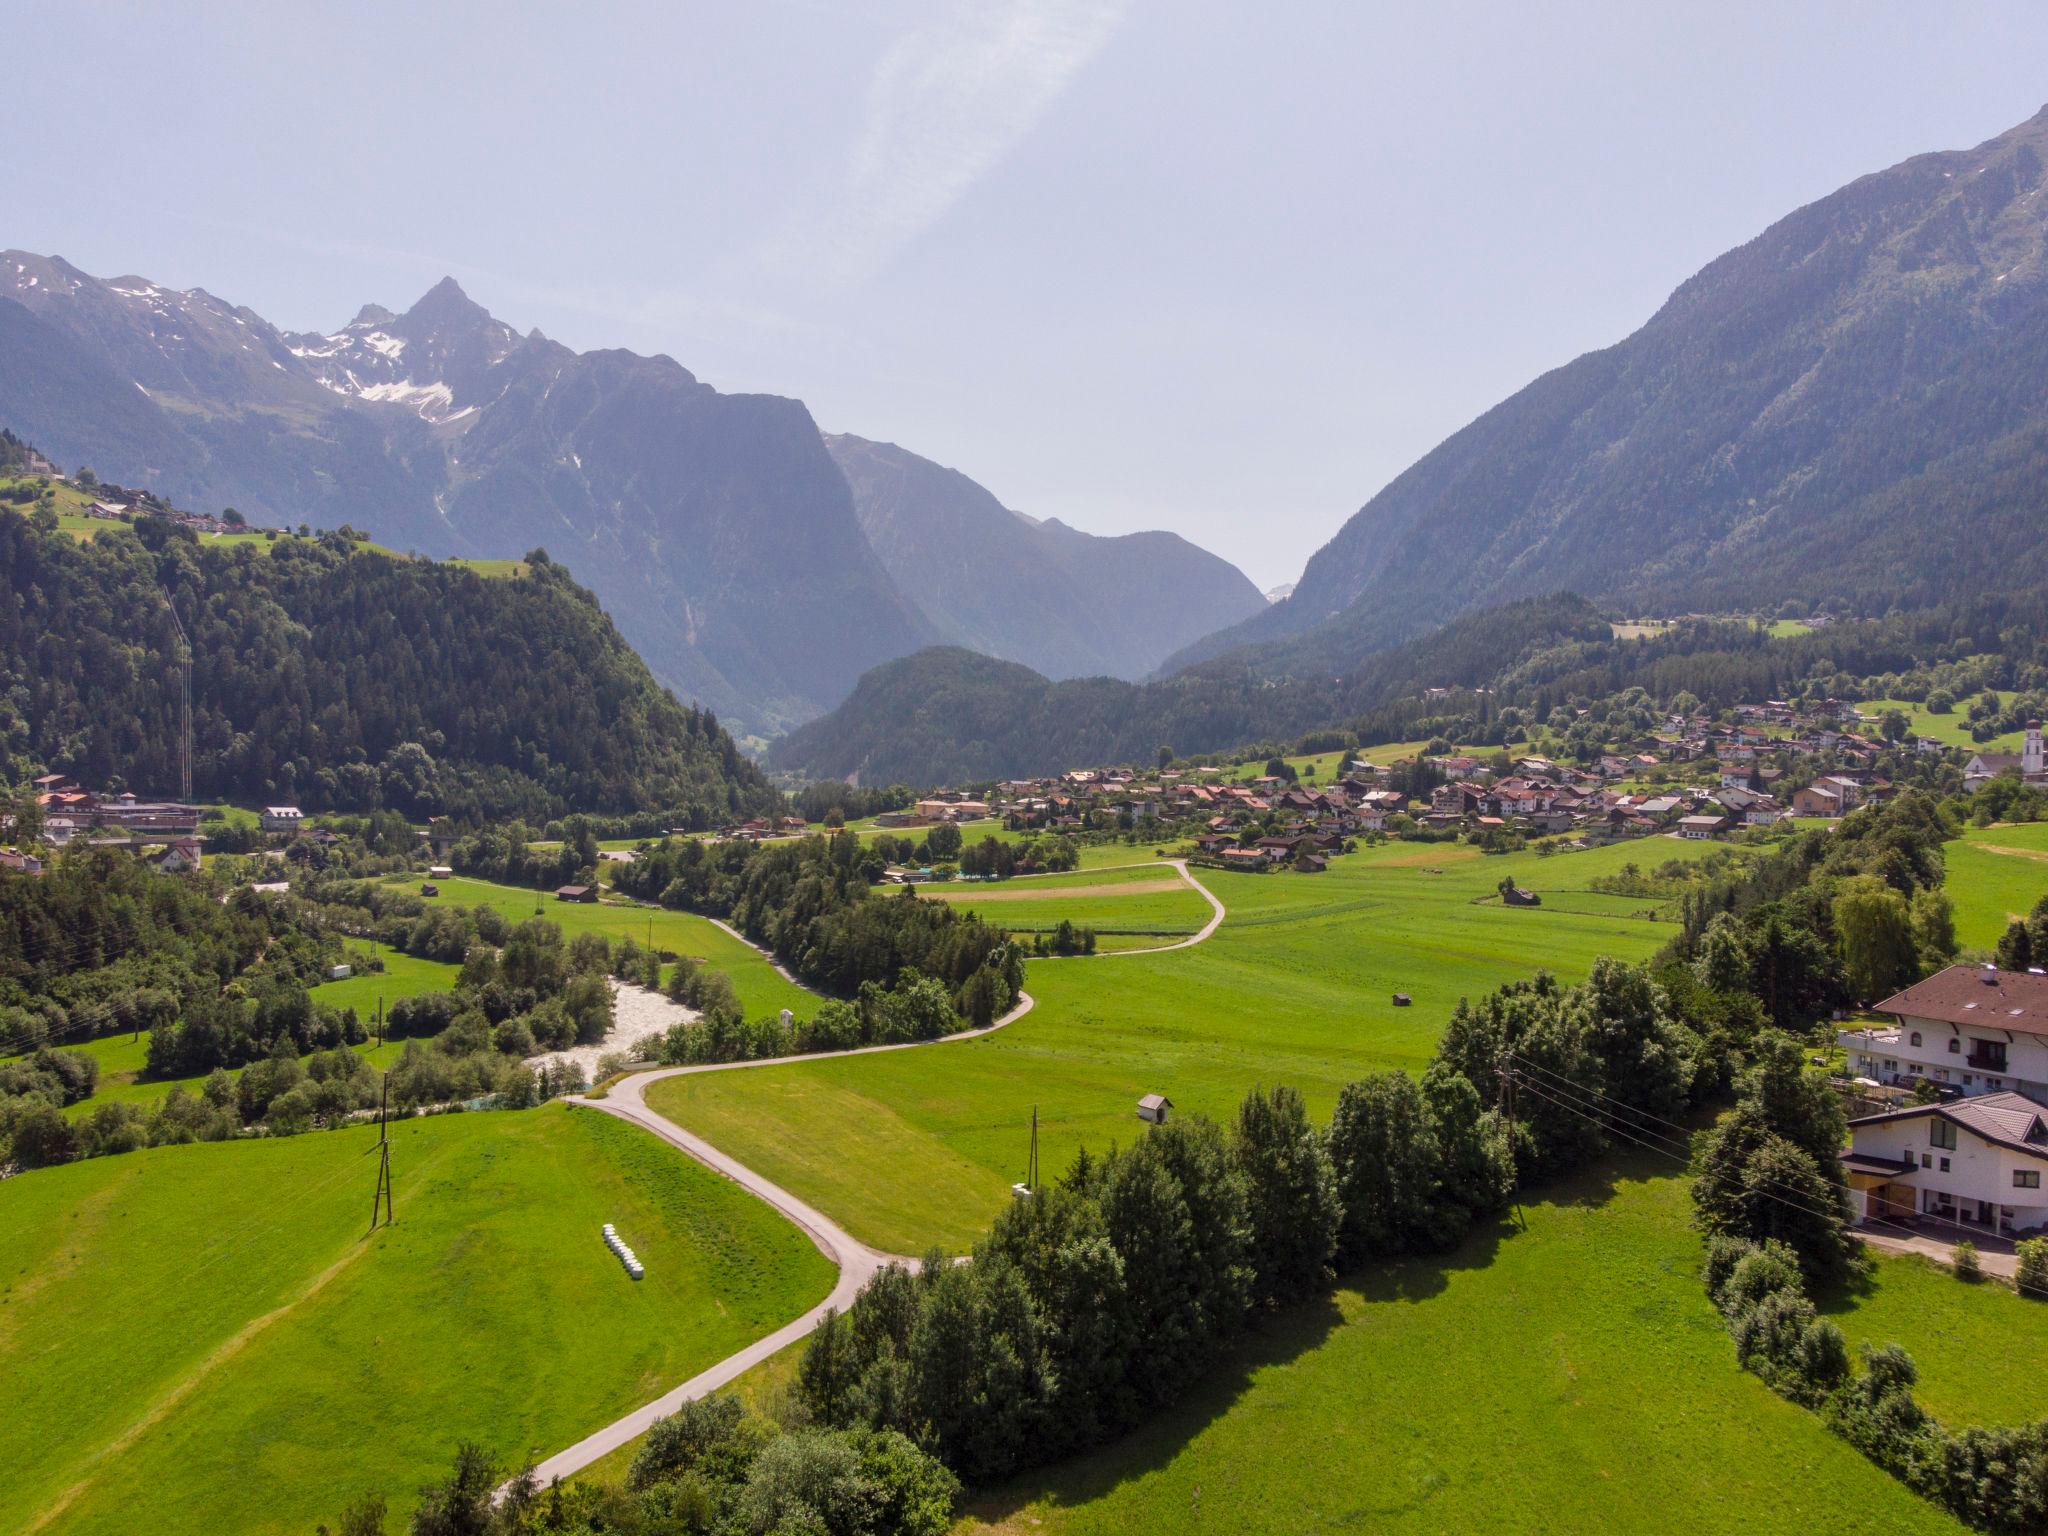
[[1977, 843, 2048, 863], [927, 877, 1190, 901]]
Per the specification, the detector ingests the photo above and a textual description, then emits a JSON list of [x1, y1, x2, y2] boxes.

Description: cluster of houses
[[717, 814, 812, 842], [74, 479, 250, 537], [29, 776, 203, 846], [1963, 721, 2048, 794], [1838, 966, 2048, 1238]]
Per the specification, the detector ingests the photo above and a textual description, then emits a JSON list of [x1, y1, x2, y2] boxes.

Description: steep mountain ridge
[[1162, 104, 2048, 674], [0, 259, 1259, 735], [825, 433, 1266, 681], [0, 260, 932, 732]]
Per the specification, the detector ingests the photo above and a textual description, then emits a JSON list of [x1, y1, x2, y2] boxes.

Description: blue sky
[[10, 2, 2048, 586]]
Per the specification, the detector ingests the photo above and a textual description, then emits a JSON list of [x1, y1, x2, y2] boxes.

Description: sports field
[[1943, 821, 2048, 950], [0, 1102, 834, 1536], [647, 837, 1729, 1254]]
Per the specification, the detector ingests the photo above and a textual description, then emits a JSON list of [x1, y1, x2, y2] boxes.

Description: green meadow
[[408, 874, 816, 1020], [0, 1103, 834, 1536], [1820, 1251, 2048, 1430], [1862, 694, 2024, 753], [959, 1155, 1967, 1536], [922, 863, 1213, 940], [648, 836, 1730, 1254], [1943, 821, 2048, 950]]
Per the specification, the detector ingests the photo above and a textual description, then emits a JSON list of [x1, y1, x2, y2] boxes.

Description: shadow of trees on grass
[[962, 1147, 1688, 1527]]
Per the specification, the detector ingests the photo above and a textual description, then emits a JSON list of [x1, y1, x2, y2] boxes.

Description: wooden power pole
[[369, 1072, 394, 1233]]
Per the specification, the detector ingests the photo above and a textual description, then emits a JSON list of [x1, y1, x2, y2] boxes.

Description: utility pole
[[368, 1072, 394, 1233], [158, 590, 194, 803], [1026, 1105, 1039, 1193]]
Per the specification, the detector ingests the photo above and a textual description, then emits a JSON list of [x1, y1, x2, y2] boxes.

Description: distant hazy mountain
[[768, 595, 1611, 785], [0, 257, 933, 735], [824, 434, 1265, 682], [1262, 582, 1294, 604], [1163, 104, 2048, 675]]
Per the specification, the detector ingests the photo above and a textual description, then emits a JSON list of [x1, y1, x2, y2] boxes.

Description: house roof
[[1849, 1090, 2048, 1161], [1873, 965, 2048, 1038]]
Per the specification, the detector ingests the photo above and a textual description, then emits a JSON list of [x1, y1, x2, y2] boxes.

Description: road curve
[[518, 863, 1229, 1486], [519, 986, 1036, 1488], [1027, 858, 1228, 958]]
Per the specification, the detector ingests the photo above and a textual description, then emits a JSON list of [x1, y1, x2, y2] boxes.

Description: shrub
[[1951, 1240, 1982, 1283], [1718, 1242, 1803, 1316], [2017, 1237, 2048, 1297]]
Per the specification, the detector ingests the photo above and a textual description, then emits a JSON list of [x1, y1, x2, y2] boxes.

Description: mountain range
[[1162, 103, 2048, 676], [0, 258, 1259, 737]]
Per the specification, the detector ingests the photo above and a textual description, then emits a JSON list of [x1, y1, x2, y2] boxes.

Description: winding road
[[517, 860, 1227, 1488]]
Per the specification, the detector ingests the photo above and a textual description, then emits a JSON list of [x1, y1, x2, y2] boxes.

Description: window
[[2016, 1170, 2041, 1190], [1910, 1032, 1923, 1047], [1948, 1038, 1961, 1054], [1940, 1157, 1951, 1172], [1923, 1153, 1934, 1168], [1931, 1121, 1957, 1150]]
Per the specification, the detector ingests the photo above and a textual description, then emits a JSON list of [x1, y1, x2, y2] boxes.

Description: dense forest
[[0, 512, 781, 822], [771, 592, 2048, 785]]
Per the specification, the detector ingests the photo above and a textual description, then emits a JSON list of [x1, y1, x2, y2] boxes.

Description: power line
[[1501, 1067, 2048, 1303]]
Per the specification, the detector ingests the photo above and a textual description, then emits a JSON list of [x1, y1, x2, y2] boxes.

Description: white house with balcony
[[1840, 1092, 2048, 1236], [1838, 965, 2048, 1101]]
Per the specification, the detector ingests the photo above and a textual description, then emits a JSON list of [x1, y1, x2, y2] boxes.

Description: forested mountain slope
[[0, 512, 778, 823], [825, 434, 1265, 681], [1165, 103, 2048, 673]]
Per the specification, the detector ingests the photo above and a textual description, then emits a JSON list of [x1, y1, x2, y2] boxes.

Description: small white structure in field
[[1136, 1093, 1173, 1125], [601, 1222, 644, 1279]]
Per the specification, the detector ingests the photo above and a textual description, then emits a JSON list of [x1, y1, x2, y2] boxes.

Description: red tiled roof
[[1874, 965, 2048, 1038]]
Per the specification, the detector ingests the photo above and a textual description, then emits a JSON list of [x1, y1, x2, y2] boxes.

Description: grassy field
[[647, 836, 1730, 1254], [409, 875, 816, 1020], [1943, 821, 2048, 950], [958, 1155, 1965, 1535], [444, 556, 529, 578], [0, 1103, 835, 1536], [921, 863, 1212, 939], [1861, 694, 2024, 753], [1821, 1250, 2048, 1430], [312, 948, 462, 1019]]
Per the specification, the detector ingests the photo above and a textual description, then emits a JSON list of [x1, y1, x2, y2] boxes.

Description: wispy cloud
[[765, 0, 1130, 290]]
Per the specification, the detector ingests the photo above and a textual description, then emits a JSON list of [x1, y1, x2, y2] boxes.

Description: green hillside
[[0, 509, 779, 823], [0, 1103, 835, 1536]]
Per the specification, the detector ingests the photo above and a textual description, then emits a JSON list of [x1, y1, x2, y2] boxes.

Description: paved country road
[[514, 862, 1227, 1489]]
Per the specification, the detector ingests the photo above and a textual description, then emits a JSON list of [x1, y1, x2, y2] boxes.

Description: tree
[[1157, 744, 1175, 769], [1879, 708, 1910, 743], [222, 507, 246, 527], [1833, 875, 1919, 1003], [1233, 1084, 1340, 1303], [1328, 1071, 1443, 1260], [1999, 919, 2036, 973]]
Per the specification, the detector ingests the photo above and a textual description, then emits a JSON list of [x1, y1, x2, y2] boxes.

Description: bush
[[1951, 1240, 1982, 1283], [2016, 1237, 2048, 1297]]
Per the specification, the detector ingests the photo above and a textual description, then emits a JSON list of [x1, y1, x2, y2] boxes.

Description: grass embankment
[[959, 1156, 1968, 1535], [647, 837, 1729, 1255], [409, 875, 815, 1020], [1943, 821, 2048, 950], [0, 1102, 835, 1536]]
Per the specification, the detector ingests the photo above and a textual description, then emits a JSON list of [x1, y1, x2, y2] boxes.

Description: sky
[[9, 3, 2048, 589]]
